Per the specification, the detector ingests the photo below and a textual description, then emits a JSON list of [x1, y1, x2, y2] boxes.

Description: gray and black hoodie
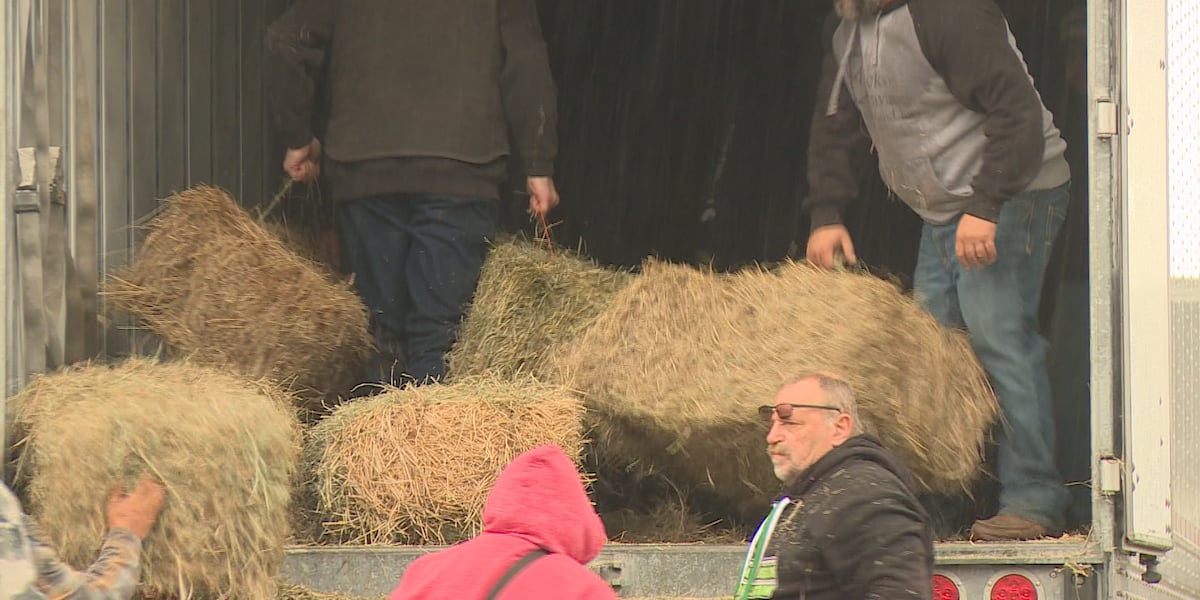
[[806, 0, 1071, 227]]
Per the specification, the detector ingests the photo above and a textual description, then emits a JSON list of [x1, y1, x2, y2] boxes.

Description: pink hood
[[390, 445, 615, 600], [482, 444, 607, 564]]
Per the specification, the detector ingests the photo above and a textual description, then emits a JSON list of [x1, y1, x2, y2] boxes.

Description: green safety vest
[[733, 498, 792, 600]]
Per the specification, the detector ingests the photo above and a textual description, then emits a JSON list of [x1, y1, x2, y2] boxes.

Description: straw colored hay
[[448, 237, 632, 380], [11, 359, 301, 600], [307, 378, 585, 544], [278, 586, 374, 600], [549, 260, 998, 521], [105, 185, 371, 400]]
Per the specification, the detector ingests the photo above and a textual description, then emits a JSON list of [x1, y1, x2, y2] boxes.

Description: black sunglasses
[[757, 403, 842, 424]]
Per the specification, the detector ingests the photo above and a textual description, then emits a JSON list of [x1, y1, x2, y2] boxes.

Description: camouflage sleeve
[[27, 520, 143, 600], [1, 482, 44, 600]]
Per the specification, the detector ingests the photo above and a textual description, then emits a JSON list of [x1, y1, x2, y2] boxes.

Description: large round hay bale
[[306, 378, 585, 544], [549, 260, 998, 522], [10, 359, 301, 600], [105, 185, 371, 402], [447, 237, 632, 380]]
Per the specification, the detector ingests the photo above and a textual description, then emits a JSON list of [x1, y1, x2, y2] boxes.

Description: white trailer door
[[1119, 0, 1173, 551]]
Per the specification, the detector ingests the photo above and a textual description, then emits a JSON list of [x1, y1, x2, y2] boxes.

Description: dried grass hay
[[549, 260, 998, 520], [306, 378, 585, 544], [277, 586, 372, 600], [105, 185, 371, 401], [448, 237, 632, 380], [10, 359, 301, 600]]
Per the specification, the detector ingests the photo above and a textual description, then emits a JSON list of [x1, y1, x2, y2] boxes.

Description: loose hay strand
[[306, 377, 586, 545]]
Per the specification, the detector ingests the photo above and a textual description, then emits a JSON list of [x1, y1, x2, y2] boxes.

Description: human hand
[[955, 214, 998, 269], [283, 138, 321, 183], [526, 176, 560, 217], [805, 225, 857, 268], [106, 476, 166, 540]]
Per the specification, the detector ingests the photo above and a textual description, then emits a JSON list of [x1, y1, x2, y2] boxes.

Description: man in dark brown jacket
[[266, 1, 559, 385]]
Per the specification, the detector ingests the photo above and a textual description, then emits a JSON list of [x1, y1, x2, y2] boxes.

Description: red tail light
[[989, 573, 1039, 600], [931, 574, 961, 600]]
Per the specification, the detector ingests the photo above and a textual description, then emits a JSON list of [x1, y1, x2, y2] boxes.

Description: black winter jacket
[[759, 436, 933, 600]]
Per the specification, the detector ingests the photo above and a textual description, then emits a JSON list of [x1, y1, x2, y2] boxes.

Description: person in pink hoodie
[[389, 445, 618, 600]]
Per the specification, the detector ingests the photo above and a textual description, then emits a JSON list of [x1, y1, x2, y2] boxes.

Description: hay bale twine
[[105, 185, 371, 402], [306, 377, 585, 544], [448, 237, 632, 380], [10, 359, 301, 600], [549, 260, 998, 522]]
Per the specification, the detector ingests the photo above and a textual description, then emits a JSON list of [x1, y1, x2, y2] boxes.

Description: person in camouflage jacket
[[0, 477, 164, 600]]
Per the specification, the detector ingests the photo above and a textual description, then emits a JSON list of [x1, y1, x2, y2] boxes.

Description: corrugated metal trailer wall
[[86, 0, 292, 358], [4, 0, 291, 395]]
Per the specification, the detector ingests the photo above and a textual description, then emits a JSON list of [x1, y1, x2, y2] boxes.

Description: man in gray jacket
[[804, 0, 1070, 540]]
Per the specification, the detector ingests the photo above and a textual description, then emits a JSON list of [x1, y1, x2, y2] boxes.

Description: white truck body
[[1, 0, 1198, 597]]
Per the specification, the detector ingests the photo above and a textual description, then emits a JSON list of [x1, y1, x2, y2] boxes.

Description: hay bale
[[10, 359, 301, 600], [549, 260, 998, 521], [448, 237, 632, 380], [307, 378, 585, 544], [105, 186, 371, 401]]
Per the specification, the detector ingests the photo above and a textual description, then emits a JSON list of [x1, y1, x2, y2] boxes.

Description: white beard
[[835, 0, 893, 20]]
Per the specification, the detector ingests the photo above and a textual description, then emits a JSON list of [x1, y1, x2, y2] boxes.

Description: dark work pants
[[337, 194, 497, 385]]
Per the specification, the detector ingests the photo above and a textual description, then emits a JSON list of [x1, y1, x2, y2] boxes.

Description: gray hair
[[780, 372, 864, 435]]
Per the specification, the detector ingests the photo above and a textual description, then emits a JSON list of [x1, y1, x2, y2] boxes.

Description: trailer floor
[[283, 536, 1102, 598]]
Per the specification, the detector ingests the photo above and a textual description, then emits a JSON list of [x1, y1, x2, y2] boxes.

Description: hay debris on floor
[[104, 185, 371, 403], [448, 236, 632, 380], [602, 500, 747, 544], [306, 377, 586, 545], [549, 260, 998, 522], [11, 359, 301, 600], [278, 585, 378, 600]]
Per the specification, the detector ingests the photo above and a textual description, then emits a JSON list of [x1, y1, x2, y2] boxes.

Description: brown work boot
[[970, 514, 1059, 541]]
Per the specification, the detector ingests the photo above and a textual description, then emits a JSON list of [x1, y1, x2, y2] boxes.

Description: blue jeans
[[338, 194, 497, 385], [914, 183, 1070, 529]]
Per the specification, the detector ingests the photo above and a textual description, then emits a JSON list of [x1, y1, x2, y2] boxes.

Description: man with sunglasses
[[734, 374, 932, 600]]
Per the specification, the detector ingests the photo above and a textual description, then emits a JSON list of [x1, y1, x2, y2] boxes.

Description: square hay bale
[[306, 377, 585, 544], [548, 260, 998, 522], [448, 237, 632, 380], [105, 185, 371, 403], [10, 359, 302, 600]]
